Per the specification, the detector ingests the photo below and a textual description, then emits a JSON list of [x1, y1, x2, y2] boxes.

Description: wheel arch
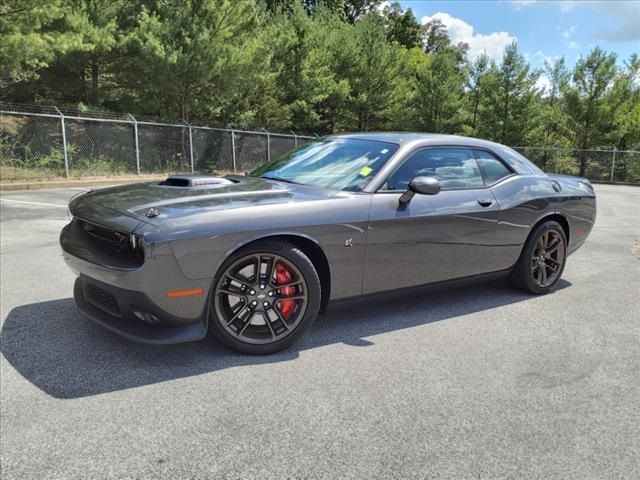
[[510, 212, 571, 271], [218, 232, 331, 314], [531, 212, 570, 245]]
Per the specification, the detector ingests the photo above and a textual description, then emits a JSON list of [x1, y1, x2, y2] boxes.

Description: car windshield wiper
[[261, 175, 302, 185]]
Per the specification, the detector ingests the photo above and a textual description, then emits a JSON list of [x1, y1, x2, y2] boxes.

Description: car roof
[[329, 132, 503, 149], [325, 132, 544, 177]]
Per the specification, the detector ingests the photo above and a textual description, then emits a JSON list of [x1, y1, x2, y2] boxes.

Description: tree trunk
[[501, 89, 510, 143], [579, 156, 587, 177], [80, 68, 87, 103], [471, 91, 479, 133], [579, 117, 590, 178], [90, 63, 99, 104], [541, 150, 548, 170]]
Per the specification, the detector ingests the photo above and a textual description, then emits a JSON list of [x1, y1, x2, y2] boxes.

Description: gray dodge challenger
[[61, 133, 596, 354]]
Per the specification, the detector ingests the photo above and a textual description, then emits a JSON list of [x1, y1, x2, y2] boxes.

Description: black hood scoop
[[159, 175, 236, 188]]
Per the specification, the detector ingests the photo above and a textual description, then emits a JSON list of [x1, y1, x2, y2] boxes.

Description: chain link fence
[[0, 105, 314, 181], [513, 146, 640, 184], [1, 104, 639, 184]]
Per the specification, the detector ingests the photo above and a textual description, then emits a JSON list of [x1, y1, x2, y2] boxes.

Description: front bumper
[[74, 276, 208, 344], [61, 221, 210, 344]]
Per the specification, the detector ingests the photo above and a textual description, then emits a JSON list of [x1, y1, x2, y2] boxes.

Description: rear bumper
[[74, 276, 208, 344]]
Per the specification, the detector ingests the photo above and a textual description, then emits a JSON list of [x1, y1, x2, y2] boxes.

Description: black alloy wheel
[[509, 220, 567, 294], [531, 229, 566, 288], [209, 240, 321, 354]]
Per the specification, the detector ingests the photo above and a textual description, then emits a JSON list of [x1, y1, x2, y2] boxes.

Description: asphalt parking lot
[[1, 184, 639, 479]]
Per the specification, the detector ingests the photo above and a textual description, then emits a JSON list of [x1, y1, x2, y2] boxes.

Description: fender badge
[[344, 238, 353, 248]]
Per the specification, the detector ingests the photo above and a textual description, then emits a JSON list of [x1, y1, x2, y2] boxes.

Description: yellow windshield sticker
[[359, 166, 373, 176]]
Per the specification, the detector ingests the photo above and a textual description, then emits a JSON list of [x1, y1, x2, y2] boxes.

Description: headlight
[[130, 234, 145, 259]]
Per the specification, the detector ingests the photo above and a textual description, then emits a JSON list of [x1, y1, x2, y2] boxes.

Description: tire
[[208, 239, 321, 354], [509, 220, 567, 294]]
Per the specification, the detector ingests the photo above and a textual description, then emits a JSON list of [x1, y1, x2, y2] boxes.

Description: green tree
[[606, 54, 640, 150], [267, 4, 349, 132], [525, 57, 573, 169], [338, 14, 403, 130], [604, 54, 640, 181], [343, 0, 383, 24], [494, 42, 538, 145], [564, 47, 617, 175], [421, 18, 450, 54], [126, 0, 265, 124], [0, 0, 73, 92], [52, 0, 125, 105], [411, 49, 465, 133], [465, 53, 491, 135], [382, 2, 421, 49], [1, 0, 637, 161]]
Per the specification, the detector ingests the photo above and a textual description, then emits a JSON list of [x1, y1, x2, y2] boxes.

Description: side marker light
[[167, 288, 204, 298]]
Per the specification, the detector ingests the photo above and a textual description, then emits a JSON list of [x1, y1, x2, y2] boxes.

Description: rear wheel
[[509, 220, 567, 294], [208, 240, 321, 354]]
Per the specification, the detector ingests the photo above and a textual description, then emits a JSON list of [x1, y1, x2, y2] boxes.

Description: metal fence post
[[262, 128, 271, 162], [610, 146, 617, 182], [231, 130, 237, 173], [129, 114, 141, 175], [54, 107, 69, 178], [291, 130, 298, 147], [555, 147, 560, 174], [188, 124, 195, 173]]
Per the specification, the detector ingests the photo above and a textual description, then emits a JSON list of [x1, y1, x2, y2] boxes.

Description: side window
[[474, 150, 512, 184], [384, 148, 484, 191]]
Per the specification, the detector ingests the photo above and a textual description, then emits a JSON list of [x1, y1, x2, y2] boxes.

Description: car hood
[[70, 175, 335, 231]]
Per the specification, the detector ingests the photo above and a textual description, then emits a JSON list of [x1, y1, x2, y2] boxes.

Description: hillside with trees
[[1, 0, 639, 164]]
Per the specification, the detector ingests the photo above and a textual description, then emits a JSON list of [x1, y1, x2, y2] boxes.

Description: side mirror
[[399, 176, 441, 204]]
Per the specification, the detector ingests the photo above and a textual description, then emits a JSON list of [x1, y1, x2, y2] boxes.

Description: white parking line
[[0, 198, 67, 208]]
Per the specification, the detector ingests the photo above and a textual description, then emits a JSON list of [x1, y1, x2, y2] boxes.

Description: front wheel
[[509, 220, 567, 294], [208, 240, 321, 354]]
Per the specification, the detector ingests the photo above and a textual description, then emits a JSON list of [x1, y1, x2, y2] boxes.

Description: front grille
[[84, 282, 121, 318]]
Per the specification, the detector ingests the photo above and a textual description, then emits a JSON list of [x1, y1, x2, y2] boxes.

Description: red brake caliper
[[275, 263, 295, 320]]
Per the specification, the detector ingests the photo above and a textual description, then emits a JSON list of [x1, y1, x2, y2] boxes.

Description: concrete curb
[[0, 175, 167, 192]]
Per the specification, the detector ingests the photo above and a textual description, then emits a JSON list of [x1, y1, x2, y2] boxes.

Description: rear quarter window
[[473, 150, 513, 185]]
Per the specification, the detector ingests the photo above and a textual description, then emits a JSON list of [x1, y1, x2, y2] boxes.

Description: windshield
[[251, 138, 399, 191]]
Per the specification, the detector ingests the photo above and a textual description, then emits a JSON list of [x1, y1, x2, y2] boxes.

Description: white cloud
[[511, 0, 638, 40], [511, 0, 537, 8], [562, 25, 576, 38], [589, 1, 640, 42], [532, 50, 558, 65], [420, 12, 517, 62], [375, 1, 391, 13], [535, 75, 552, 94], [568, 41, 580, 49], [559, 2, 576, 12], [510, 0, 576, 11]]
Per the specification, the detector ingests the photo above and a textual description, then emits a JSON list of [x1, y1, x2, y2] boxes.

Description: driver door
[[363, 147, 504, 294]]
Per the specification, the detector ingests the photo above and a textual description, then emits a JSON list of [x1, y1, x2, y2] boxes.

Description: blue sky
[[397, 0, 639, 70]]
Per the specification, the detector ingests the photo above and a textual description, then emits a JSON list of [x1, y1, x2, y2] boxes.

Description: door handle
[[477, 199, 493, 207]]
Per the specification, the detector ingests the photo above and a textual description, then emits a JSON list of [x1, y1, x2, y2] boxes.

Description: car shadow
[[1, 279, 571, 399]]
